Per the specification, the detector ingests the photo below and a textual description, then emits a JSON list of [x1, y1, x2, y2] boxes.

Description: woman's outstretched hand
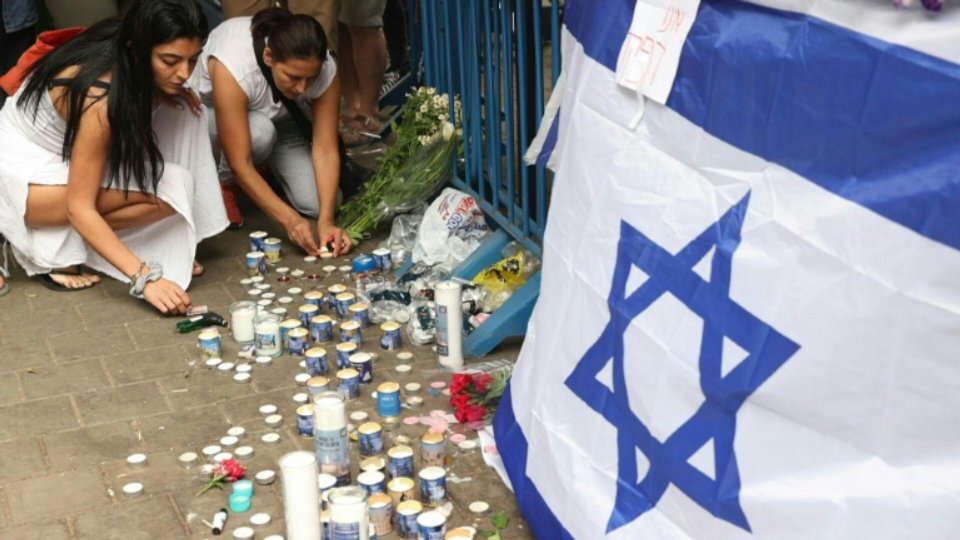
[[143, 278, 190, 315]]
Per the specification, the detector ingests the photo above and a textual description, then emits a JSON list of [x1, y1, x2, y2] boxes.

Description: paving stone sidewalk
[[0, 209, 530, 539]]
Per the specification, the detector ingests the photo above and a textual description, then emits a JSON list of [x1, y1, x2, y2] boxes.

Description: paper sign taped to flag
[[615, 0, 700, 103]]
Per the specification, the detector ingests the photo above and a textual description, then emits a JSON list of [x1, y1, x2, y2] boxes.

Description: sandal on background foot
[[0, 276, 9, 298], [37, 266, 100, 292], [193, 260, 205, 277]]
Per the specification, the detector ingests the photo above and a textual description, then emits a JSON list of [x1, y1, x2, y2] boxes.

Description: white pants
[[208, 111, 326, 218]]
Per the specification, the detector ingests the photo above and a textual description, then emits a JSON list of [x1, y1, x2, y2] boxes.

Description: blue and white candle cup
[[307, 376, 330, 395], [418, 467, 447, 506], [232, 479, 254, 497], [287, 328, 309, 356], [263, 237, 282, 263], [326, 284, 347, 310], [304, 291, 326, 310], [296, 404, 314, 438], [246, 251, 267, 277], [352, 254, 377, 275], [395, 500, 422, 539], [334, 292, 357, 319], [197, 329, 221, 360], [298, 304, 319, 329], [415, 510, 446, 540], [335, 342, 357, 369], [337, 369, 360, 400], [349, 352, 373, 384], [380, 322, 402, 350], [279, 319, 302, 350], [388, 445, 415, 480], [305, 348, 328, 376], [357, 470, 386, 495], [348, 303, 370, 329], [248, 231, 267, 252], [310, 314, 334, 343], [357, 422, 384, 457], [339, 320, 362, 346], [377, 382, 401, 417], [372, 247, 393, 273]]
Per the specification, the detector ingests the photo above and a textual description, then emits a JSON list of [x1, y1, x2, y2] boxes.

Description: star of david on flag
[[565, 192, 801, 533]]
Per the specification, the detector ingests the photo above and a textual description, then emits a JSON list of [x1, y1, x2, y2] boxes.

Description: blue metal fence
[[416, 0, 563, 258], [409, 0, 563, 356]]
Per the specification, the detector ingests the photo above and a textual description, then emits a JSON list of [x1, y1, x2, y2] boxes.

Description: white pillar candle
[[279, 451, 322, 540], [313, 392, 349, 485], [434, 281, 464, 369], [230, 301, 257, 344], [254, 313, 282, 357], [326, 486, 369, 540]]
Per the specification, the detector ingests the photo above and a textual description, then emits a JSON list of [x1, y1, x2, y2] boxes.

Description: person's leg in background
[[1, 0, 38, 76], [42, 0, 118, 27], [289, 0, 339, 54], [220, 0, 271, 19], [381, 0, 409, 75], [338, 0, 387, 144]]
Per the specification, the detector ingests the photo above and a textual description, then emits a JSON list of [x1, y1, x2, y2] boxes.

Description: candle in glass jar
[[230, 301, 257, 344], [254, 313, 282, 357]]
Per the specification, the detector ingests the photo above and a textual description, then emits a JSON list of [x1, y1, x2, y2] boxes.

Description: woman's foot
[[39, 266, 100, 291], [192, 260, 204, 277], [0, 274, 9, 297]]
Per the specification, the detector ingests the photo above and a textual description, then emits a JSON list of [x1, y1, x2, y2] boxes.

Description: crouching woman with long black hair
[[0, 0, 228, 313]]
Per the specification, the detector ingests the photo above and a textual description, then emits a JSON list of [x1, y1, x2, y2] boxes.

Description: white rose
[[427, 87, 436, 95], [442, 121, 455, 141]]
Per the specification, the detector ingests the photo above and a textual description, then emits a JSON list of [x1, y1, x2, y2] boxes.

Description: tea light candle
[[259, 404, 277, 416], [227, 427, 246, 439], [126, 453, 147, 469], [178, 452, 198, 469], [261, 432, 281, 445]]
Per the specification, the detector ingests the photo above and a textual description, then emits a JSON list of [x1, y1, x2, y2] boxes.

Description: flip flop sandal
[[37, 266, 98, 292], [193, 261, 205, 277]]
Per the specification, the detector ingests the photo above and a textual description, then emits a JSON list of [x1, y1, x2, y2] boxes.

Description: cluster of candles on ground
[[192, 231, 475, 539]]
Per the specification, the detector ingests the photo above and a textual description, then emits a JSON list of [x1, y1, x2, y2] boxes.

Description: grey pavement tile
[[157, 368, 254, 411], [172, 482, 285, 537], [48, 326, 135, 362], [75, 297, 159, 329], [25, 283, 105, 310], [20, 359, 110, 400], [0, 341, 51, 374], [0, 519, 71, 540], [42, 421, 142, 472], [73, 382, 170, 425], [0, 437, 46, 482], [136, 406, 229, 453], [0, 372, 20, 405], [0, 396, 79, 440], [104, 451, 196, 498], [5, 469, 111, 524], [0, 308, 84, 343], [73, 497, 186, 540], [219, 388, 297, 427], [101, 345, 193, 385], [126, 319, 192, 351]]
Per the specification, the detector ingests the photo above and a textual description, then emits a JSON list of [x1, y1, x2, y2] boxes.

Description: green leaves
[[492, 512, 510, 529]]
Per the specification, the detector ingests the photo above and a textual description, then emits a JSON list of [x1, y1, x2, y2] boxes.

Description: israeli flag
[[495, 1, 960, 538]]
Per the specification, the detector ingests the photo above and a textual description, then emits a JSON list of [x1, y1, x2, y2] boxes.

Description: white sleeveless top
[[189, 16, 337, 121]]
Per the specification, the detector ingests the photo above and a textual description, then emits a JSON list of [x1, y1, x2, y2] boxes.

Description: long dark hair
[[251, 8, 327, 63], [18, 0, 208, 194]]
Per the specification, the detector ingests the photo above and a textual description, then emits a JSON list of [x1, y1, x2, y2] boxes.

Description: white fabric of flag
[[495, 1, 960, 539]]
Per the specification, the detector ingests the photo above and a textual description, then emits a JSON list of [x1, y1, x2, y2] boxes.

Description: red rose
[[454, 407, 469, 423], [466, 405, 487, 423], [450, 393, 470, 412], [473, 373, 494, 394], [450, 373, 473, 395], [218, 459, 246, 482]]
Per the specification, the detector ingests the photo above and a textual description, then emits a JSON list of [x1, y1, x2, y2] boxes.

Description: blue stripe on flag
[[536, 112, 561, 168], [564, 0, 960, 251], [493, 383, 576, 539]]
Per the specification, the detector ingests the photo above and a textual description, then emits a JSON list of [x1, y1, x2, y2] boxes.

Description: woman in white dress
[[0, 0, 228, 313], [190, 8, 352, 257]]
